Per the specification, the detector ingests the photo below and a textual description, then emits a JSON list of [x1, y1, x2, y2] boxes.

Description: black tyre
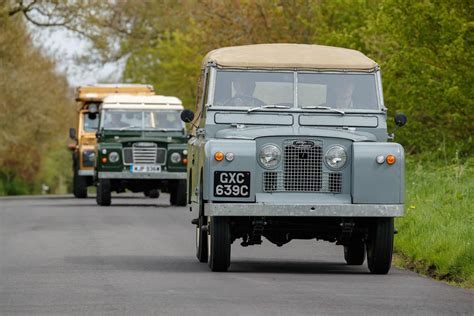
[[366, 218, 394, 274], [145, 189, 160, 199], [344, 239, 366, 265], [195, 178, 208, 263], [208, 216, 231, 272], [196, 215, 208, 263], [73, 169, 88, 198], [170, 180, 187, 206], [96, 179, 111, 206]]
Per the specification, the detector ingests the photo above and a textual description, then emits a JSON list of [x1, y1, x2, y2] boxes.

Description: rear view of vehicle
[[68, 84, 155, 198], [95, 95, 188, 206]]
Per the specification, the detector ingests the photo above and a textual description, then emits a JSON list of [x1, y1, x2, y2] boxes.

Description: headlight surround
[[82, 150, 96, 167], [259, 144, 281, 169], [108, 151, 120, 163], [170, 152, 181, 163], [325, 145, 347, 170]]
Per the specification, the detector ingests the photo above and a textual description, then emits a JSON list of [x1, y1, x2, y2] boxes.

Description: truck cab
[[181, 44, 407, 273], [95, 95, 188, 206], [69, 84, 155, 198]]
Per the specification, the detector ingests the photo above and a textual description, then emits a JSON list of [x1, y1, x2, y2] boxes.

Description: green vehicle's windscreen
[[83, 113, 99, 132], [214, 71, 379, 110], [101, 110, 184, 131]]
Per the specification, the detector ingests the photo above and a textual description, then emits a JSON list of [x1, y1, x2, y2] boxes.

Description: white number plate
[[130, 164, 161, 173]]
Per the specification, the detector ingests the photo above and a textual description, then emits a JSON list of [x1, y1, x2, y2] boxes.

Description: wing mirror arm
[[389, 112, 407, 140], [96, 128, 104, 140]]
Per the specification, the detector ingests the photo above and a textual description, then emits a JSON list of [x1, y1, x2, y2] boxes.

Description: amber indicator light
[[182, 158, 188, 165], [214, 151, 224, 161], [386, 155, 396, 165], [101, 157, 108, 164]]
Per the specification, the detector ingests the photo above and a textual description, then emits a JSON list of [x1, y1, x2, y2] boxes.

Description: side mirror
[[69, 128, 76, 140], [88, 112, 98, 120], [394, 112, 407, 127], [181, 109, 195, 123]]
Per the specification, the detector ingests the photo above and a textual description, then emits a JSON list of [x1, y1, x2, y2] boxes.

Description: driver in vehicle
[[334, 80, 355, 109], [224, 77, 265, 107]]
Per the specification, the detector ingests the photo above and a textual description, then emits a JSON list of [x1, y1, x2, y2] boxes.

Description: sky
[[28, 25, 126, 88]]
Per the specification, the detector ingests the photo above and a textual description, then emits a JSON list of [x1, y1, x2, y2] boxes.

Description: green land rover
[[95, 94, 188, 206]]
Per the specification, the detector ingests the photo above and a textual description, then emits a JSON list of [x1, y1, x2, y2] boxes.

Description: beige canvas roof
[[202, 44, 378, 71]]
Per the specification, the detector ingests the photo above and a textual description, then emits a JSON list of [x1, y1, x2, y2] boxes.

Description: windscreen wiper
[[247, 104, 291, 113], [119, 125, 141, 131], [301, 105, 345, 115]]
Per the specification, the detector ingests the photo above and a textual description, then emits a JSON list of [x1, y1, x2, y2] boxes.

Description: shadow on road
[[40, 203, 172, 208], [64, 255, 368, 274]]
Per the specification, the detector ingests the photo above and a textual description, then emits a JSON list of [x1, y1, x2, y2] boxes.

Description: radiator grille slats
[[263, 139, 343, 193], [122, 143, 166, 165]]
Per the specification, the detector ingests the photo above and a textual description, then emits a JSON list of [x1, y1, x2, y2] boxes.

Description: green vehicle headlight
[[108, 151, 120, 163], [259, 144, 281, 169], [325, 145, 347, 170]]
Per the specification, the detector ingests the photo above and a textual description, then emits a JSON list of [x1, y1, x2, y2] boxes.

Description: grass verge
[[394, 157, 473, 288]]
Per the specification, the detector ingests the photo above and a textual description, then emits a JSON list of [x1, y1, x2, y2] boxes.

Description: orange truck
[[68, 84, 155, 198]]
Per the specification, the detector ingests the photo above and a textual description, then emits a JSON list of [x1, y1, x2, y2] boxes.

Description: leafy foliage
[[0, 7, 73, 195], [114, 0, 473, 158]]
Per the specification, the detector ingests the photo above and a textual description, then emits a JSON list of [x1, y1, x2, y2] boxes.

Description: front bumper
[[204, 203, 404, 217], [78, 169, 94, 176], [98, 171, 186, 180]]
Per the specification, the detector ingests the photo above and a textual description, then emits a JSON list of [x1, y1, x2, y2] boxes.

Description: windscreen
[[102, 110, 183, 131], [214, 71, 294, 107], [83, 113, 99, 132], [298, 73, 379, 110], [213, 70, 379, 110]]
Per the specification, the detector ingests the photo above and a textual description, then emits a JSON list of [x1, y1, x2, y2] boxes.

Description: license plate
[[130, 164, 161, 173], [214, 171, 251, 197]]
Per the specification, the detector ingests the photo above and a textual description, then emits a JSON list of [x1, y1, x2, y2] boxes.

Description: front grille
[[283, 139, 323, 191], [122, 143, 166, 165], [263, 139, 342, 193]]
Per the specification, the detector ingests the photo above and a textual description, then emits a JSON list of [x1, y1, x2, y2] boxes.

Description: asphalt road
[[0, 195, 472, 315]]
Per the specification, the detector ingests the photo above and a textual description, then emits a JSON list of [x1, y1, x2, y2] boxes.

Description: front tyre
[[196, 216, 208, 263], [366, 218, 394, 274], [170, 180, 187, 206], [208, 216, 231, 272], [96, 179, 111, 206], [73, 169, 88, 198], [344, 239, 366, 265]]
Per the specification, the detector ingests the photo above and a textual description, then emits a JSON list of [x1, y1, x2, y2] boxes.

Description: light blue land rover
[[181, 44, 407, 272]]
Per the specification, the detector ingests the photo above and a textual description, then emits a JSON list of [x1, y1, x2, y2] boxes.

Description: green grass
[[395, 157, 474, 287]]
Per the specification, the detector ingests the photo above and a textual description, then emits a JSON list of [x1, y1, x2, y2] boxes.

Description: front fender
[[352, 142, 404, 204], [203, 139, 256, 202]]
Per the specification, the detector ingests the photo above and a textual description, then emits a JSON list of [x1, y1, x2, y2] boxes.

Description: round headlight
[[170, 152, 181, 163], [259, 144, 281, 169], [325, 145, 347, 169], [85, 151, 96, 162], [108, 151, 120, 163]]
